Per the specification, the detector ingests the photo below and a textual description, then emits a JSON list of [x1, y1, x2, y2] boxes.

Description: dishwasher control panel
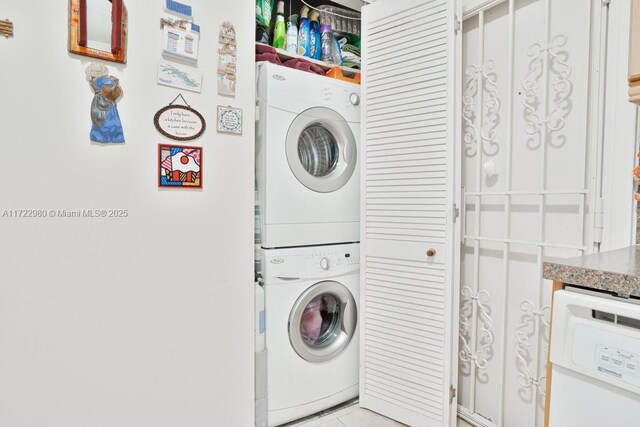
[[596, 344, 640, 381], [571, 324, 640, 389]]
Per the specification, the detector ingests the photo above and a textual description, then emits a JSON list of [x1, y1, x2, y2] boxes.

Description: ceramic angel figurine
[[85, 63, 125, 143]]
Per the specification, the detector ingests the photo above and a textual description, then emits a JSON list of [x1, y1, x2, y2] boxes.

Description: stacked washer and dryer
[[255, 62, 361, 427]]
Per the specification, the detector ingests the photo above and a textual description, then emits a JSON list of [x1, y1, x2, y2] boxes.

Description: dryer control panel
[[262, 243, 360, 281], [313, 250, 360, 272]]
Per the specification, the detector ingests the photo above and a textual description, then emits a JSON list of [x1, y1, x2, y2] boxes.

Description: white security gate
[[360, 0, 461, 426], [457, 1, 602, 426]]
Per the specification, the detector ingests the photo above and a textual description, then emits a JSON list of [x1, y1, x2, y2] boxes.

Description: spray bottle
[[309, 10, 322, 60], [286, 14, 298, 54], [272, 1, 286, 49], [297, 5, 311, 57]]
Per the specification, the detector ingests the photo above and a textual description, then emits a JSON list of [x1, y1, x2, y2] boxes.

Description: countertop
[[543, 245, 640, 297]]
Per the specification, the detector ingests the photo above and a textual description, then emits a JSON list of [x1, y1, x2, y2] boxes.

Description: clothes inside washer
[[300, 297, 323, 343], [300, 295, 340, 346]]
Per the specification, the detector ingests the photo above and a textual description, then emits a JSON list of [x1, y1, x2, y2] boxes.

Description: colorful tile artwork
[[158, 144, 202, 188]]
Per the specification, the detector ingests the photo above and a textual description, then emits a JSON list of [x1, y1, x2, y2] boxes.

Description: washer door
[[289, 280, 357, 363], [286, 107, 357, 193]]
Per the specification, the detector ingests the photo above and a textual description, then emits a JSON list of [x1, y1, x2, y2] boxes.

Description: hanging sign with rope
[[154, 93, 206, 141]]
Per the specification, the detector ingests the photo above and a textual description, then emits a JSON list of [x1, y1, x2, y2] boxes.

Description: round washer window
[[298, 125, 339, 178], [289, 281, 357, 363], [286, 107, 357, 193], [300, 294, 341, 348]]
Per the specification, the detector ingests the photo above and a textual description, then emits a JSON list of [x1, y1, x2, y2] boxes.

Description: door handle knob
[[426, 249, 436, 257]]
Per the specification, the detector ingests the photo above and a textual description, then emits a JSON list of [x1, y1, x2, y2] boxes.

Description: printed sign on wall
[[154, 94, 206, 141], [217, 105, 242, 135]]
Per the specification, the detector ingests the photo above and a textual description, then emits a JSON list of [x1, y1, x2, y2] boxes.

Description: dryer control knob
[[320, 257, 331, 270], [349, 93, 360, 106]]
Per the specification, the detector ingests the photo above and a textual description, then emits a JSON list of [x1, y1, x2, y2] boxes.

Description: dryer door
[[286, 107, 357, 193], [289, 280, 357, 363]]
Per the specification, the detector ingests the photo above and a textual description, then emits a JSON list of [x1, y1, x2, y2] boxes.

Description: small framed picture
[[217, 105, 243, 135], [158, 144, 202, 189]]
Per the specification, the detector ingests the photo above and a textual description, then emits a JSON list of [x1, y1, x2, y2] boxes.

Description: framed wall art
[[158, 144, 202, 188], [216, 105, 242, 135], [68, 0, 127, 63]]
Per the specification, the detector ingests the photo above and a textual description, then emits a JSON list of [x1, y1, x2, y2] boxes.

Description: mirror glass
[[86, 0, 112, 52]]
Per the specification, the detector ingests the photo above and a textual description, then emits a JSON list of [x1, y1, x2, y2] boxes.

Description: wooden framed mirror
[[68, 0, 127, 64]]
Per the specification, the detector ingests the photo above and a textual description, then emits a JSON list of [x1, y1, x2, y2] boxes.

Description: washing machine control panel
[[311, 250, 360, 273], [263, 244, 360, 279]]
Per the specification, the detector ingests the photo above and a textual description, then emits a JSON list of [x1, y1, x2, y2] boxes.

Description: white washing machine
[[261, 243, 360, 426], [256, 62, 361, 249]]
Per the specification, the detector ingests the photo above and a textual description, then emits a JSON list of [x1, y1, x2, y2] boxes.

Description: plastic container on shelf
[[325, 66, 360, 84], [320, 24, 333, 63], [317, 5, 360, 36], [286, 14, 299, 54], [272, 1, 286, 49]]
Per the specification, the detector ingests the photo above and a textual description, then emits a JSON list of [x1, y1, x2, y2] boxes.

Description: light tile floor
[[286, 401, 473, 427]]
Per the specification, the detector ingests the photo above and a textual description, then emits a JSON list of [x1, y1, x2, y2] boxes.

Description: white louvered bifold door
[[360, 0, 460, 426]]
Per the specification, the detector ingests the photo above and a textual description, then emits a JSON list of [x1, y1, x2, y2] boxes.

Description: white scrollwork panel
[[522, 35, 573, 150], [459, 286, 495, 370], [515, 300, 551, 396], [463, 61, 501, 157], [463, 67, 479, 156]]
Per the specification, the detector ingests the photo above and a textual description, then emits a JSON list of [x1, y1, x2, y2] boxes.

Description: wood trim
[[544, 280, 564, 427], [111, 0, 123, 54], [78, 0, 87, 46], [630, 82, 640, 105]]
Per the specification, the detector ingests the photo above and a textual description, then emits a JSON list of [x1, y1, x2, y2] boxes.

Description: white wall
[[0, 2, 255, 426], [601, 0, 640, 251]]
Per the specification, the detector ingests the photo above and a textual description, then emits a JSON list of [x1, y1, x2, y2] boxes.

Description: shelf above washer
[[255, 42, 360, 77]]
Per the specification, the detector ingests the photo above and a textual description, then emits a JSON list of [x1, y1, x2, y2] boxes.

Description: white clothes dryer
[[260, 243, 360, 426], [256, 62, 361, 248]]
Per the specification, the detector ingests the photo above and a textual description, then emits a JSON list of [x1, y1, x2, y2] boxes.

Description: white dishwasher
[[549, 287, 640, 426]]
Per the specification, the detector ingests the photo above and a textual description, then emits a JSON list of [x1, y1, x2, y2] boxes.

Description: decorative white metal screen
[[457, 1, 602, 426]]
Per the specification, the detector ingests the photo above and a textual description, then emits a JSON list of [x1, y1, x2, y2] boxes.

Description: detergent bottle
[[297, 5, 311, 57], [286, 14, 298, 54], [309, 10, 322, 60], [272, 1, 286, 49]]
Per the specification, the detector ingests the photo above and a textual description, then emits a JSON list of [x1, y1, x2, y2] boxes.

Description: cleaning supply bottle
[[286, 14, 298, 54], [272, 1, 286, 49], [255, 0, 274, 43], [297, 5, 311, 57], [320, 24, 333, 63], [309, 10, 322, 60], [332, 36, 344, 66]]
